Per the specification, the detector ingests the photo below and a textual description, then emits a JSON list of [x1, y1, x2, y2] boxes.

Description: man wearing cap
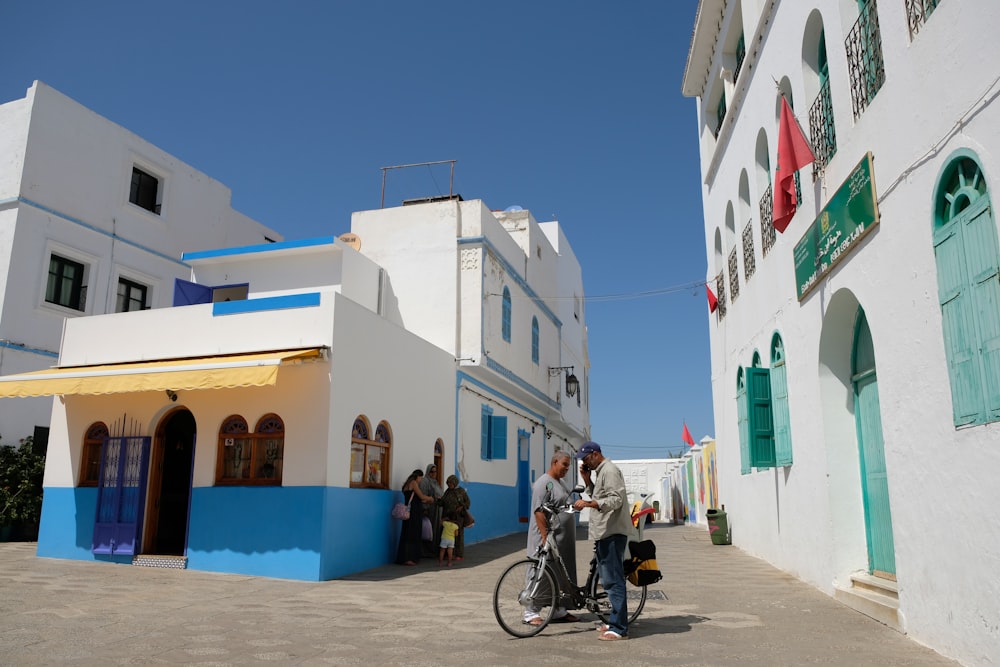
[[573, 441, 632, 641]]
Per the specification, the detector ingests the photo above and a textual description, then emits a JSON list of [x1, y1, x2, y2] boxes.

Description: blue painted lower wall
[[35, 480, 529, 580]]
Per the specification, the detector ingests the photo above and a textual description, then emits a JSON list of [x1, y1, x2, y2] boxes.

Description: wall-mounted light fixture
[[548, 366, 579, 398], [165, 389, 178, 402]]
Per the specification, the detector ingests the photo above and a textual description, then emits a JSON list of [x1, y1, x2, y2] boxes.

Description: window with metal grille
[[129, 167, 161, 214], [906, 0, 941, 39], [46, 254, 86, 311], [760, 184, 776, 255], [116, 277, 149, 312], [846, 0, 885, 119], [742, 220, 756, 281], [728, 247, 740, 302], [715, 272, 727, 319]]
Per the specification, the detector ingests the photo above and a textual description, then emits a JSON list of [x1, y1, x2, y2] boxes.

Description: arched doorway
[[852, 308, 896, 579], [143, 409, 196, 555]]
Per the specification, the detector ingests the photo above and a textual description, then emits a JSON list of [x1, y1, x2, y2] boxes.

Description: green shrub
[[0, 436, 45, 531]]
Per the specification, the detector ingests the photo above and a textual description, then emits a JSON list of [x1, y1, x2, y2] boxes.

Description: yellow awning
[[0, 348, 324, 398]]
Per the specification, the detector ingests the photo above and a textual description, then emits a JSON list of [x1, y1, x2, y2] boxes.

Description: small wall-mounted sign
[[338, 233, 362, 251]]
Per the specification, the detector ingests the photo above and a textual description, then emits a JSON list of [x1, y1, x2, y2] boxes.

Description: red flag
[[772, 95, 815, 233], [706, 284, 718, 313], [682, 422, 696, 447]]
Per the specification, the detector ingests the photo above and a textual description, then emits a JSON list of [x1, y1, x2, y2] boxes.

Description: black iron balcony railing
[[760, 183, 776, 256], [809, 78, 837, 178], [846, 0, 885, 119], [742, 220, 756, 281]]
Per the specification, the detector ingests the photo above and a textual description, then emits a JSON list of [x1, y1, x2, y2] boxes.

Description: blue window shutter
[[747, 368, 775, 468], [737, 373, 751, 475], [173, 278, 213, 306], [481, 405, 493, 460], [935, 222, 984, 425], [502, 287, 512, 342], [771, 359, 793, 466], [491, 415, 508, 460], [963, 199, 1000, 419], [531, 317, 539, 364]]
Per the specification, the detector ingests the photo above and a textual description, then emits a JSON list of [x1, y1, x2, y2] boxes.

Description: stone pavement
[[0, 522, 960, 666]]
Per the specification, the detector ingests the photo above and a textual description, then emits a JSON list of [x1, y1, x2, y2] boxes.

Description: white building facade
[[0, 81, 281, 444], [0, 195, 590, 580], [683, 2, 999, 664]]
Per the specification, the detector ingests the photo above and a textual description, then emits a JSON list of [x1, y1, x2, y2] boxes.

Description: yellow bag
[[627, 558, 662, 586]]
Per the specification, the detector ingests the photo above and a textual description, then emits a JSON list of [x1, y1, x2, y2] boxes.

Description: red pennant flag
[[682, 422, 696, 447], [706, 284, 718, 313], [772, 95, 815, 234]]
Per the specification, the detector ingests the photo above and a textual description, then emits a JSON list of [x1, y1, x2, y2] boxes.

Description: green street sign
[[793, 152, 880, 300]]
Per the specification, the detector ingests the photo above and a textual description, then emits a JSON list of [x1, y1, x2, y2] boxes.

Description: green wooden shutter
[[963, 199, 1000, 419], [481, 405, 493, 460], [491, 415, 508, 460], [935, 221, 983, 425], [747, 367, 775, 468], [737, 373, 751, 475], [771, 359, 793, 466]]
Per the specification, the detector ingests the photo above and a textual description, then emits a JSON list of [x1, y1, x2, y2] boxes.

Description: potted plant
[[0, 436, 45, 541]]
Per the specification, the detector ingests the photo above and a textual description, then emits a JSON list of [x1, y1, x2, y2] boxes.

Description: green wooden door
[[852, 310, 896, 578]]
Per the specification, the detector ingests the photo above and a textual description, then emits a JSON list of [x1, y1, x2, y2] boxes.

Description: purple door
[[92, 436, 151, 555]]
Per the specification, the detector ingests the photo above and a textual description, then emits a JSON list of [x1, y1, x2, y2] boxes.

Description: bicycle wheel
[[493, 559, 558, 638], [588, 567, 647, 625]]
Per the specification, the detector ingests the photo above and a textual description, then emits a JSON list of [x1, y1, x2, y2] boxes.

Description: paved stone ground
[[0, 523, 961, 666]]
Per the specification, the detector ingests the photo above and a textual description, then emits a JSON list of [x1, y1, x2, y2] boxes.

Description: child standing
[[438, 512, 460, 567]]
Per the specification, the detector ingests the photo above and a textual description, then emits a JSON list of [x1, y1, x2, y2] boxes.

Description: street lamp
[[548, 366, 579, 398]]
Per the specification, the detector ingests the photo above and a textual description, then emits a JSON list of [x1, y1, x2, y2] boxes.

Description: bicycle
[[492, 495, 648, 638]]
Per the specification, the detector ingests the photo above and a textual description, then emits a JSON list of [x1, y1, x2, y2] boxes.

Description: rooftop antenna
[[380, 159, 456, 208]]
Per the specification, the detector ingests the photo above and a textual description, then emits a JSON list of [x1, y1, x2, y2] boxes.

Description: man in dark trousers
[[573, 441, 632, 641]]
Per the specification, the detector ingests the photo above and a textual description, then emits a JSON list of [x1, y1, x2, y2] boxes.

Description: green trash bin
[[706, 508, 731, 545]]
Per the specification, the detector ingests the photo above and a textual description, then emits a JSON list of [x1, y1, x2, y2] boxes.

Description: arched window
[[254, 414, 284, 482], [770, 333, 793, 466], [351, 416, 391, 488], [531, 316, 540, 364], [79, 421, 108, 486], [216, 415, 250, 484], [502, 286, 512, 342], [933, 153, 1000, 426], [216, 414, 283, 486], [738, 349, 776, 473]]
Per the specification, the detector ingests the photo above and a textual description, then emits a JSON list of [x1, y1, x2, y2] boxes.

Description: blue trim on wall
[[183, 236, 336, 261], [457, 236, 562, 329], [212, 292, 321, 316], [9, 197, 189, 268], [0, 339, 58, 359]]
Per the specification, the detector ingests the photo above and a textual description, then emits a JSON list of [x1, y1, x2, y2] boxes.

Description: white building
[[683, 2, 999, 664], [0, 81, 282, 444], [0, 195, 590, 580]]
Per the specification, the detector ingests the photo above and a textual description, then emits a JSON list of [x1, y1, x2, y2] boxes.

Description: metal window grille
[[742, 220, 756, 281], [715, 272, 727, 320], [846, 0, 885, 120], [760, 184, 776, 256], [734, 34, 746, 83], [809, 79, 837, 179], [906, 0, 941, 39], [728, 247, 740, 302]]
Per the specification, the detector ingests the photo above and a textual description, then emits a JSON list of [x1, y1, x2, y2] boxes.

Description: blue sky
[[2, 1, 710, 459]]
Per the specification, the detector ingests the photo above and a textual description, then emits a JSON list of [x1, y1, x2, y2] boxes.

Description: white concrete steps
[[834, 572, 900, 631]]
